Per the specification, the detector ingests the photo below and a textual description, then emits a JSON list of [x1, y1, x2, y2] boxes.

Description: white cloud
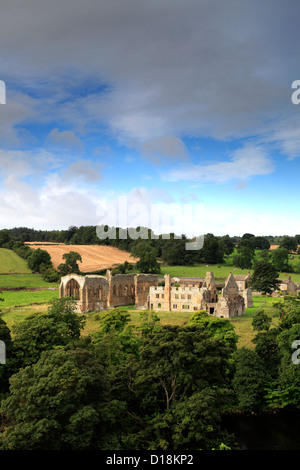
[[161, 145, 274, 183]]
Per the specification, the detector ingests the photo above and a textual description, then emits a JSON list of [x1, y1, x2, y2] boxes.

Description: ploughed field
[[25, 243, 139, 272]]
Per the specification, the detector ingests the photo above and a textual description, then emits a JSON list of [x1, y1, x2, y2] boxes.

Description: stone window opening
[[66, 279, 80, 300]]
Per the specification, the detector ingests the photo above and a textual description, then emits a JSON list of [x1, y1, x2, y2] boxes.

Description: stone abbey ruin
[[59, 270, 253, 318]]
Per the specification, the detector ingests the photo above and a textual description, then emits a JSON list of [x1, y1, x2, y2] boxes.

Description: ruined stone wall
[[214, 294, 244, 318], [135, 274, 159, 308], [60, 270, 246, 318], [148, 284, 218, 313], [109, 273, 135, 307], [84, 276, 109, 312], [242, 288, 253, 308], [59, 274, 109, 313]]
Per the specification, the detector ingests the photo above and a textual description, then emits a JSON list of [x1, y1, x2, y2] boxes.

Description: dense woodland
[[1, 296, 300, 450]]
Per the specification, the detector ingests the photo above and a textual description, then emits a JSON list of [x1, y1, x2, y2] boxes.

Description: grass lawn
[[82, 295, 283, 348], [229, 296, 281, 348], [83, 307, 193, 337], [160, 264, 252, 280], [0, 248, 32, 274], [0, 273, 59, 289], [0, 288, 59, 309], [1, 303, 50, 332]]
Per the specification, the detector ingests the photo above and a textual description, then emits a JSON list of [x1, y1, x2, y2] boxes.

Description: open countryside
[[0, 244, 282, 349], [25, 243, 139, 272]]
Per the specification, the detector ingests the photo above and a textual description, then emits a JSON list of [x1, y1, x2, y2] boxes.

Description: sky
[[1, 0, 300, 237]]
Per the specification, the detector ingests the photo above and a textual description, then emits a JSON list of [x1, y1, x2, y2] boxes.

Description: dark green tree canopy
[[58, 251, 82, 275], [27, 248, 52, 273], [0, 348, 120, 450], [250, 260, 279, 294]]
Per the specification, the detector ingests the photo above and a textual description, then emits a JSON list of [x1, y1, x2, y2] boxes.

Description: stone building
[[148, 272, 246, 318], [241, 288, 254, 308], [214, 273, 245, 317], [233, 273, 251, 291], [278, 276, 296, 295], [60, 270, 249, 318], [59, 270, 159, 313]]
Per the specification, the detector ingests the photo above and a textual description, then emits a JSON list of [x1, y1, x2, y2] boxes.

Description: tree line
[[1, 294, 300, 450], [1, 227, 300, 278]]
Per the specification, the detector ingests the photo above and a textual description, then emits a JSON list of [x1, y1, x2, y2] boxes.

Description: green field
[[0, 273, 59, 289], [160, 264, 252, 280], [0, 248, 32, 273], [0, 289, 59, 309], [82, 295, 282, 349], [0, 247, 59, 315], [160, 256, 300, 282]]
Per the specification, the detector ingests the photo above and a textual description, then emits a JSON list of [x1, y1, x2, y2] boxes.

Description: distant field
[[26, 244, 139, 272], [0, 289, 59, 309], [161, 257, 300, 282], [160, 264, 252, 280], [0, 274, 59, 289], [0, 248, 32, 274]]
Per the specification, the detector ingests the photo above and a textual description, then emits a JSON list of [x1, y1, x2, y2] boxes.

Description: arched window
[[66, 279, 80, 300]]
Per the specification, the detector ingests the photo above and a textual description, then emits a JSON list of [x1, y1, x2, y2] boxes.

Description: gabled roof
[[223, 272, 239, 295]]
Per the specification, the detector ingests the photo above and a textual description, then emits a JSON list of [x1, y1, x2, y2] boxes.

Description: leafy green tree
[[93, 308, 140, 365], [0, 348, 122, 450], [119, 325, 235, 450], [27, 248, 52, 273], [232, 348, 268, 411], [259, 294, 300, 408], [0, 230, 12, 247], [280, 235, 298, 253], [124, 388, 235, 451], [132, 243, 161, 274], [188, 310, 238, 351], [137, 310, 161, 338], [257, 249, 271, 262], [233, 245, 255, 269], [0, 317, 15, 394], [57, 251, 82, 275], [254, 236, 270, 250], [239, 233, 256, 249], [218, 235, 235, 257], [251, 309, 280, 380], [271, 247, 289, 272], [200, 234, 224, 264], [250, 260, 279, 294], [12, 298, 85, 368]]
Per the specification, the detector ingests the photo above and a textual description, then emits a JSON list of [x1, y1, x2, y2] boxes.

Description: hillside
[[0, 248, 32, 274], [25, 243, 139, 272]]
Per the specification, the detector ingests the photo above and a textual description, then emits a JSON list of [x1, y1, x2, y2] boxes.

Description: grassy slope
[[0, 248, 59, 315], [0, 274, 59, 289], [82, 296, 282, 349], [0, 248, 32, 273]]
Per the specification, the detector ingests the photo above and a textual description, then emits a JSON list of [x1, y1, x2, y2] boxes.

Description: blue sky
[[0, 0, 300, 237]]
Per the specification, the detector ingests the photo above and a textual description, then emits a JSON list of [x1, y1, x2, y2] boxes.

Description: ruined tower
[[214, 272, 245, 318]]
